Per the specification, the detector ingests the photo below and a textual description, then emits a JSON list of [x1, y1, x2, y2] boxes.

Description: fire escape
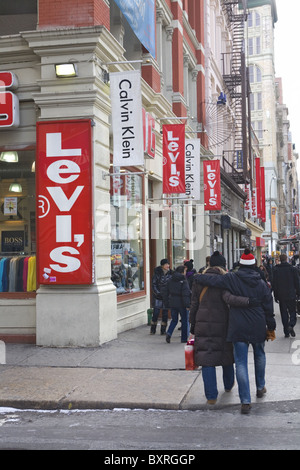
[[221, 0, 249, 185]]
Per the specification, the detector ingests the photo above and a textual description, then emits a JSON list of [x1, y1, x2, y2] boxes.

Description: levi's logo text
[[36, 120, 93, 285], [163, 124, 186, 194], [203, 160, 221, 211], [0, 71, 19, 128]]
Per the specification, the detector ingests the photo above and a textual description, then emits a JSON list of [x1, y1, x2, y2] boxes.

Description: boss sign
[[36, 120, 94, 285], [203, 160, 221, 211]]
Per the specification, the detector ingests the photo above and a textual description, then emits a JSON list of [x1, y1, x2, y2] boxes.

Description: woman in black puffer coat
[[189, 252, 249, 404]]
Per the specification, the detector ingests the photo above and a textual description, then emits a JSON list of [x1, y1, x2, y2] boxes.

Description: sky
[[274, 0, 300, 174]]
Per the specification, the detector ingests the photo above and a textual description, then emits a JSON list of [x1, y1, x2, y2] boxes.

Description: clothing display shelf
[[0, 254, 36, 293]]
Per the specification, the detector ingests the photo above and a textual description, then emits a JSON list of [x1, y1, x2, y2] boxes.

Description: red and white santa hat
[[240, 249, 255, 266]]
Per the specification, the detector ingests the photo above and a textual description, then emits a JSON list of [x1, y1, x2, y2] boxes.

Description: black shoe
[[150, 323, 157, 335], [241, 404, 251, 414], [160, 325, 167, 335], [289, 327, 296, 337], [284, 333, 290, 338], [166, 334, 171, 343], [256, 387, 267, 398]]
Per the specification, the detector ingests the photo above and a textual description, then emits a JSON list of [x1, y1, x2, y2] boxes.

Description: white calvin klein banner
[[110, 70, 144, 167], [182, 139, 201, 200]]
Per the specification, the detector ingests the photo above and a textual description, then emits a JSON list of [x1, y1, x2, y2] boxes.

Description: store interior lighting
[[55, 63, 77, 78], [9, 182, 22, 193], [0, 151, 19, 163]]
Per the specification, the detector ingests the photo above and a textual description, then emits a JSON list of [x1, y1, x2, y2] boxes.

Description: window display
[[110, 171, 144, 295], [0, 148, 36, 292]]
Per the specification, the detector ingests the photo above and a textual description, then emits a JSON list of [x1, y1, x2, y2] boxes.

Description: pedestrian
[[272, 253, 300, 338], [150, 259, 173, 335], [189, 251, 250, 405], [199, 256, 210, 273], [264, 257, 274, 286], [184, 259, 197, 290], [163, 265, 191, 343], [192, 248, 276, 414]]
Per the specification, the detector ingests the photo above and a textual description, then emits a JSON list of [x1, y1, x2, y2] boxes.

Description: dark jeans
[[279, 298, 297, 335], [152, 307, 168, 324], [166, 308, 189, 342]]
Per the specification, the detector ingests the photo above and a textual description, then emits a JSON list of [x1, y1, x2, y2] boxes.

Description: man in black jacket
[[150, 259, 172, 335], [273, 253, 300, 338], [193, 249, 276, 414]]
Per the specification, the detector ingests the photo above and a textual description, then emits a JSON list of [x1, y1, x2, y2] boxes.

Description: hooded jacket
[[193, 266, 276, 344], [152, 265, 173, 300], [189, 267, 249, 367], [162, 271, 191, 310], [272, 262, 300, 301]]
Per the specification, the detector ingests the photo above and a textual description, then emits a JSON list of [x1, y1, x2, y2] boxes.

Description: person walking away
[[150, 259, 172, 335], [163, 265, 191, 343], [192, 249, 276, 414], [272, 253, 300, 338], [189, 251, 250, 405]]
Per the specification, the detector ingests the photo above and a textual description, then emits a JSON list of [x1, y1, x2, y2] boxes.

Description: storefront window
[[0, 148, 36, 293], [110, 171, 144, 295]]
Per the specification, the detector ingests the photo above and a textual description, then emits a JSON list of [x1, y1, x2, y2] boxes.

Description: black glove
[[248, 297, 261, 308]]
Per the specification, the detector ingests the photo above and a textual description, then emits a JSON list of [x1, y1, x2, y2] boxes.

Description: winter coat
[[162, 272, 191, 310], [152, 266, 173, 308], [272, 262, 300, 301], [189, 267, 250, 367], [193, 266, 276, 344], [186, 269, 196, 290]]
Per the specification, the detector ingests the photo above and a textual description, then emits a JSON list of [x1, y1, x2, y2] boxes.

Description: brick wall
[[38, 0, 110, 30]]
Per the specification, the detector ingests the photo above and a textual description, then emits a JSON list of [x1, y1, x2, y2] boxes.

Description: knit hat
[[210, 251, 226, 268], [160, 258, 169, 266], [184, 259, 194, 271], [240, 249, 255, 266]]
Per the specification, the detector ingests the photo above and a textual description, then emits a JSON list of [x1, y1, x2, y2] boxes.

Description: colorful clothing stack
[[0, 255, 36, 292]]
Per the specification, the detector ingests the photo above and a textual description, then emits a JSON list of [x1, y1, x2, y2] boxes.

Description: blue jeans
[[166, 308, 189, 342], [233, 342, 266, 404], [202, 365, 235, 400]]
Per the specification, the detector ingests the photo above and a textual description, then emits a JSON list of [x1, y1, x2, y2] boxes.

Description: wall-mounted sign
[[183, 139, 200, 200], [203, 160, 221, 211], [1, 230, 24, 252], [4, 197, 18, 216], [0, 71, 19, 128], [36, 120, 94, 285], [163, 124, 186, 194], [110, 70, 144, 167]]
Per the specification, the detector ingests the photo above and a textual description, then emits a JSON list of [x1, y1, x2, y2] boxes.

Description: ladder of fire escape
[[221, 0, 246, 180]]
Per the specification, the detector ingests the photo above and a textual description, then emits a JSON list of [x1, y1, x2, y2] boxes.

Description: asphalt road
[[1, 401, 300, 451]]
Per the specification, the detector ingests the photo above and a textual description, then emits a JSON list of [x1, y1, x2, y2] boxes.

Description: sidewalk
[[0, 304, 299, 411]]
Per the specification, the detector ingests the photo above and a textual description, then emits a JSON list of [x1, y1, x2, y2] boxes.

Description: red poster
[[260, 166, 266, 222], [203, 160, 221, 211], [163, 124, 186, 193], [255, 158, 261, 219], [36, 120, 94, 285]]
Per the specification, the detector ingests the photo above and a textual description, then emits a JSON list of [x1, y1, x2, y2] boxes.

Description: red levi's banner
[[203, 160, 221, 211], [163, 124, 186, 194], [260, 166, 266, 222], [255, 158, 262, 219], [36, 120, 94, 285]]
